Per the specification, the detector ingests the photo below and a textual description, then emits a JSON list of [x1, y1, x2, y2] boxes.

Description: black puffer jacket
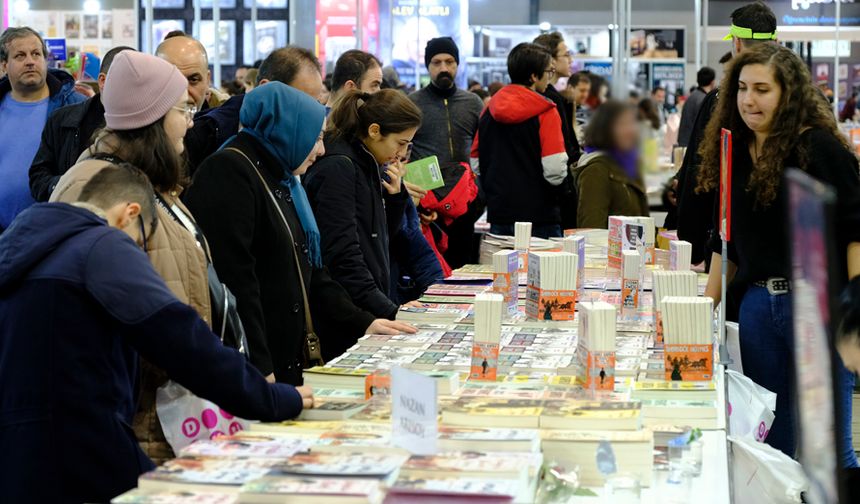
[[303, 135, 409, 320]]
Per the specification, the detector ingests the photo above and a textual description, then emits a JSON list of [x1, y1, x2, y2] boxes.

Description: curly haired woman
[[698, 43, 860, 465]]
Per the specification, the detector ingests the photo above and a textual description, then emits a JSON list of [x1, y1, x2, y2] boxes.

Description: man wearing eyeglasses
[[534, 31, 583, 231], [470, 42, 568, 239]]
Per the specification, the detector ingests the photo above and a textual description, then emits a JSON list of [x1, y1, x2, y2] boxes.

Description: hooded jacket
[[50, 138, 212, 463], [470, 84, 568, 226], [0, 203, 302, 503], [303, 135, 409, 319]]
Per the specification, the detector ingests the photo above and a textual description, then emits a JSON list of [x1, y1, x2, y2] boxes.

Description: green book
[[404, 155, 444, 191]]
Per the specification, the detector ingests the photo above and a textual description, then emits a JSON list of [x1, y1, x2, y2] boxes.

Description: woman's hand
[[404, 181, 428, 206], [366, 318, 418, 335], [382, 160, 404, 195], [296, 385, 314, 409]]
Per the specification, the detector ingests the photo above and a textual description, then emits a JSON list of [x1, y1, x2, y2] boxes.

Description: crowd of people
[[3, 0, 860, 500]]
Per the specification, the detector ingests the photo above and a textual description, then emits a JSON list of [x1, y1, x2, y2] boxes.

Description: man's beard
[[434, 72, 454, 89]]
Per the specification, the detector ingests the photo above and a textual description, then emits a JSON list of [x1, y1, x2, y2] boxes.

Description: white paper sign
[[391, 366, 437, 455]]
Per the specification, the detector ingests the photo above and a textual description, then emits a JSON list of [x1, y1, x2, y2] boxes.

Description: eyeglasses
[[544, 68, 557, 77], [172, 104, 198, 122]]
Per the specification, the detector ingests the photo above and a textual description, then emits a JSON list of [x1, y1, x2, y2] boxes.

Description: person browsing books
[[303, 89, 423, 319], [48, 50, 217, 464], [700, 43, 860, 466], [572, 100, 649, 229], [184, 83, 416, 379], [0, 164, 313, 503]]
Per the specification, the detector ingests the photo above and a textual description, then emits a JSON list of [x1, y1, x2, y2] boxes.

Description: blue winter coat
[[0, 203, 303, 503]]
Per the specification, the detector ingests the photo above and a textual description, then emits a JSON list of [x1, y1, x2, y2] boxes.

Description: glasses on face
[[172, 104, 198, 122], [544, 68, 557, 78]]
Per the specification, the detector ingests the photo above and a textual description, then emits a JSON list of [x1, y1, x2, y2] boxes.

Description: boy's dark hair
[[569, 71, 592, 88], [584, 100, 634, 150], [79, 163, 159, 235], [697, 66, 716, 88], [257, 46, 321, 86], [533, 32, 565, 58], [731, 1, 777, 47], [507, 42, 552, 87], [100, 46, 134, 75], [0, 26, 48, 63], [331, 49, 382, 93]]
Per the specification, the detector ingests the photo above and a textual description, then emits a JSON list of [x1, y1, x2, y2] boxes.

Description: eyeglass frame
[[172, 104, 198, 122]]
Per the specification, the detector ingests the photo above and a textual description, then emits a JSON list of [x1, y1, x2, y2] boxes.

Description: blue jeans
[[739, 286, 858, 467], [489, 223, 563, 239]]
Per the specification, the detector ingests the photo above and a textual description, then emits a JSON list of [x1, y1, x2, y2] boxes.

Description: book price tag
[[391, 366, 438, 455]]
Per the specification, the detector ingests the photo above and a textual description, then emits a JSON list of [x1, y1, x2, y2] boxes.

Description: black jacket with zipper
[[303, 135, 409, 320], [184, 133, 376, 381], [29, 94, 105, 202]]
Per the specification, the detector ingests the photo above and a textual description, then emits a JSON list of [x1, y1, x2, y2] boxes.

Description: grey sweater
[[408, 86, 485, 165]]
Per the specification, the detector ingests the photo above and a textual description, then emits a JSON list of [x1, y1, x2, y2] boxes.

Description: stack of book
[[493, 250, 520, 315], [577, 301, 617, 391], [470, 292, 504, 381], [621, 249, 642, 318], [651, 270, 698, 344], [669, 240, 693, 271], [662, 296, 715, 381], [525, 251, 578, 320]]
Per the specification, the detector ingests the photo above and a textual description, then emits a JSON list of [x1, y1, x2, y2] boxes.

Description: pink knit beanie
[[102, 51, 188, 130]]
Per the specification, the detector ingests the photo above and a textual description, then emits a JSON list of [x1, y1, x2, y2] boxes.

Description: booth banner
[[380, 0, 469, 88], [316, 0, 380, 76], [710, 0, 860, 27], [630, 28, 684, 59], [651, 62, 685, 96]]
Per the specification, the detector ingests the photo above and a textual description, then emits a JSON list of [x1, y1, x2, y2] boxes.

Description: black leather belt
[[753, 278, 791, 295]]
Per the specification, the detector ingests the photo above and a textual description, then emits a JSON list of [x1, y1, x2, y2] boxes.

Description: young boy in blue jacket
[[0, 163, 313, 503]]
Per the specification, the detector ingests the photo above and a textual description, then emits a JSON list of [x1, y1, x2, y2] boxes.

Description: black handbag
[[154, 193, 250, 358]]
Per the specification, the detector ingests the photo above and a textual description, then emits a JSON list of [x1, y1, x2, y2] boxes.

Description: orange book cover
[[664, 344, 714, 381], [469, 342, 500, 381], [525, 287, 576, 320], [584, 351, 616, 391]]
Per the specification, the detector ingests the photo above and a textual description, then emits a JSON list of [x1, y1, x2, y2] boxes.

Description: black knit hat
[[424, 37, 460, 68]]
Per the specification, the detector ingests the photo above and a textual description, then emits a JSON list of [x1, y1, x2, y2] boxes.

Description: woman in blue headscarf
[[185, 82, 414, 385]]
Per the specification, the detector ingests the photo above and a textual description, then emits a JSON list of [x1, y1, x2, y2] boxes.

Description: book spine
[[669, 240, 692, 271], [662, 296, 714, 381]]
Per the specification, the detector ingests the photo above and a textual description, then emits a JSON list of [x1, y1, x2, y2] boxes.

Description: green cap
[[722, 24, 777, 41]]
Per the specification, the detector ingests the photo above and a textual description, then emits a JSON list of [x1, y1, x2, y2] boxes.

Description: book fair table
[[117, 234, 739, 504]]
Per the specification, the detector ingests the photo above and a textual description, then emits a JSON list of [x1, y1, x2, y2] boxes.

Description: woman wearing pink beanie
[[50, 50, 217, 463]]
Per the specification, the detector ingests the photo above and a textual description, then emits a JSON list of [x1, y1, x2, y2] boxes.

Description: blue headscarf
[[231, 82, 326, 268]]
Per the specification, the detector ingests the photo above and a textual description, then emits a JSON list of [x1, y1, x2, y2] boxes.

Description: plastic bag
[[156, 380, 251, 453], [727, 369, 777, 442], [729, 435, 807, 503]]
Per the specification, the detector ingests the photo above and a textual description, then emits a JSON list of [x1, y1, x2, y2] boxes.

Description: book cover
[[400, 452, 524, 476], [111, 489, 238, 503], [389, 475, 519, 497], [404, 155, 444, 191], [139, 457, 279, 488], [238, 476, 382, 501], [274, 451, 407, 477], [299, 400, 368, 421], [179, 434, 311, 459]]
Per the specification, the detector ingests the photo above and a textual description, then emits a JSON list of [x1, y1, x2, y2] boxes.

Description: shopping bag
[[729, 435, 807, 504], [727, 369, 777, 442], [726, 321, 744, 374], [156, 380, 251, 453]]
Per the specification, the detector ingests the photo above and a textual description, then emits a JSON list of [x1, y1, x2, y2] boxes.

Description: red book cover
[[720, 128, 732, 242]]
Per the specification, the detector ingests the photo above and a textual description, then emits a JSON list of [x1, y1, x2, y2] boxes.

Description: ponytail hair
[[327, 89, 422, 141]]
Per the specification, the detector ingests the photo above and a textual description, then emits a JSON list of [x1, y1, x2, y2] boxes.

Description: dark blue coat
[[0, 203, 303, 503], [389, 197, 444, 304]]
